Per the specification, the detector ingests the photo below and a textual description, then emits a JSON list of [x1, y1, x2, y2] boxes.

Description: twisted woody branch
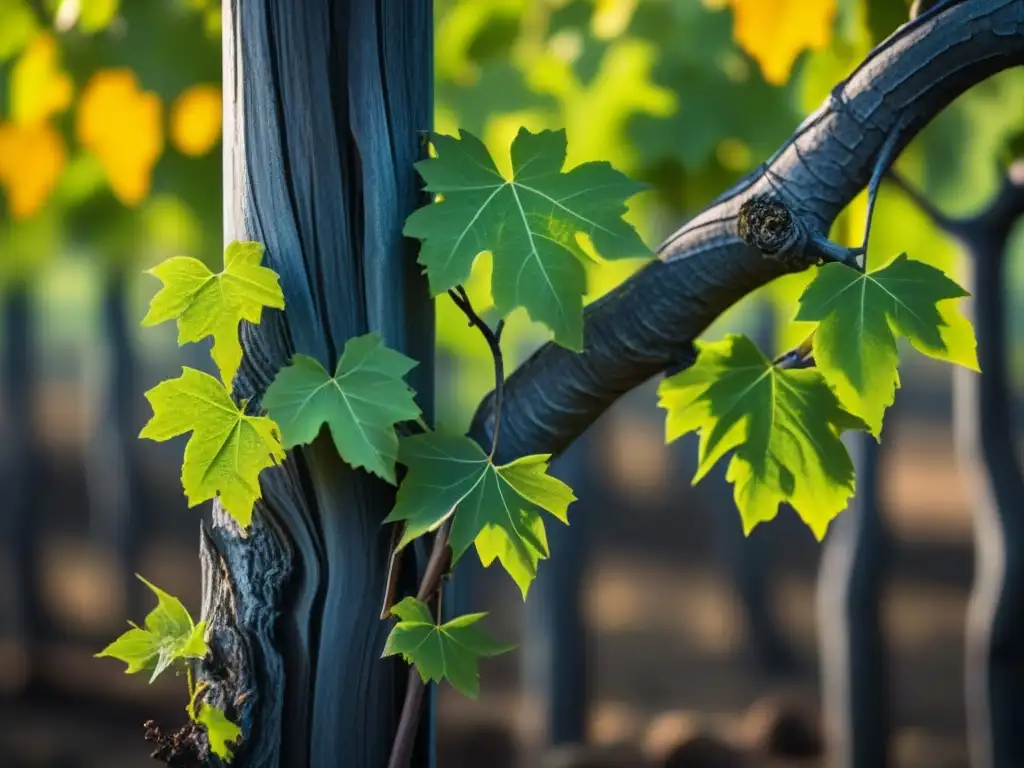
[[471, 0, 1024, 463]]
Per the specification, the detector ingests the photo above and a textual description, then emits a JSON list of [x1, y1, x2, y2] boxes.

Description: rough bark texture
[[198, 2, 435, 766], [471, 0, 1024, 463]]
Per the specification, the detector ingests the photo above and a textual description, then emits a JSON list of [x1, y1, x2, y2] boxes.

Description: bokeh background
[[1, 0, 1023, 766]]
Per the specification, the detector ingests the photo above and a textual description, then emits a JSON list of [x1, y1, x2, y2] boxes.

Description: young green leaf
[[796, 253, 978, 435], [140, 367, 286, 527], [196, 703, 242, 761], [95, 575, 207, 683], [382, 597, 515, 698], [142, 240, 285, 385], [383, 431, 575, 596], [403, 127, 648, 350], [658, 334, 868, 540], [473, 509, 548, 599], [262, 333, 420, 484]]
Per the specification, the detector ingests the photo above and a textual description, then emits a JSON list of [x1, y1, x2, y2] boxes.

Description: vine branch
[[447, 287, 506, 458], [468, 0, 1024, 464], [386, 286, 507, 768]]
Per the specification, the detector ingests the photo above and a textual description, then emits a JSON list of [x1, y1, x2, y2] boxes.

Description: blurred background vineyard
[[1, 0, 1023, 766]]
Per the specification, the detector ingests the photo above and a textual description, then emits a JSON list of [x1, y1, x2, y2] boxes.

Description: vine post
[[206, 0, 437, 764]]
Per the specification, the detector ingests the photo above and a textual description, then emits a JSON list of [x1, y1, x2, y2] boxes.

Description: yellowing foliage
[[0, 122, 67, 218], [170, 84, 222, 156], [76, 69, 164, 206], [0, 33, 72, 218], [10, 33, 73, 125], [725, 0, 837, 86]]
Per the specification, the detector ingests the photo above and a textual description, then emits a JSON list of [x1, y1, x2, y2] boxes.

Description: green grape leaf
[[142, 240, 285, 385], [658, 334, 868, 540], [473, 509, 548, 599], [196, 703, 242, 761], [383, 432, 575, 595], [795, 253, 978, 435], [382, 597, 515, 698], [95, 575, 207, 683], [140, 367, 286, 527], [262, 334, 421, 485], [403, 127, 648, 350]]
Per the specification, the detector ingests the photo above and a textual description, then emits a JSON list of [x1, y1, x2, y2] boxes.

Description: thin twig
[[773, 330, 816, 369], [380, 523, 405, 619], [446, 288, 506, 458], [387, 286, 506, 768], [386, 519, 452, 768]]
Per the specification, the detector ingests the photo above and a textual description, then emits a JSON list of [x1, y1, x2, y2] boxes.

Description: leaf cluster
[[660, 254, 977, 538], [96, 576, 240, 760]]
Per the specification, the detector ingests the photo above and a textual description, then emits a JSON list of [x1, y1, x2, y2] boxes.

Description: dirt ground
[[0, 389, 980, 767]]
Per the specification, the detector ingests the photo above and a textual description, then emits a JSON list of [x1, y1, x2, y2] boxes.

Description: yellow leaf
[[0, 122, 67, 218], [726, 0, 837, 86], [10, 33, 73, 126], [169, 84, 222, 157], [76, 69, 163, 206]]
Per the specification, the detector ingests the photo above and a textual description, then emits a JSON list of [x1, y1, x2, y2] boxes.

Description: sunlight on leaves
[[76, 69, 164, 206], [170, 84, 223, 157], [263, 334, 421, 485], [0, 0, 38, 62], [196, 704, 242, 761], [525, 38, 676, 171], [724, 0, 838, 86], [78, 0, 120, 31], [796, 253, 978, 435], [95, 575, 207, 683], [385, 431, 575, 596], [140, 368, 286, 528], [405, 127, 648, 349], [383, 597, 515, 698], [659, 334, 867, 539], [142, 241, 285, 385], [10, 33, 73, 126]]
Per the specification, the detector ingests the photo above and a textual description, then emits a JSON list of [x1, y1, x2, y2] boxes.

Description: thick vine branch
[[470, 0, 1024, 463]]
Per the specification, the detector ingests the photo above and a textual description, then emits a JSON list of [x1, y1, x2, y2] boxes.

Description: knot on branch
[[737, 195, 812, 270]]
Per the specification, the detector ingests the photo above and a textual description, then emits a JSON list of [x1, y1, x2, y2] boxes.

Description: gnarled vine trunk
[[197, 2, 435, 766], [187, 2, 1024, 766]]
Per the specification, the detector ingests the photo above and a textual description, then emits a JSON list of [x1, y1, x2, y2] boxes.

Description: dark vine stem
[[773, 330, 816, 370], [447, 287, 506, 458], [386, 286, 506, 768]]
